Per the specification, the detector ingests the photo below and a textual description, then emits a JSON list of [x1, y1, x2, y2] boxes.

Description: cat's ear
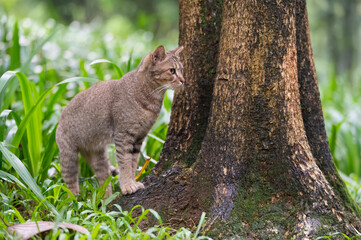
[[138, 46, 166, 72], [169, 46, 184, 57], [152, 45, 166, 63]]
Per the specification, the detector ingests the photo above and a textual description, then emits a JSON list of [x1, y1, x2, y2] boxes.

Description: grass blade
[[43, 85, 66, 122], [1, 79, 19, 113], [11, 76, 99, 156], [79, 60, 91, 89], [127, 50, 133, 73], [9, 21, 20, 70], [57, 77, 99, 85], [0, 142, 59, 216], [147, 134, 165, 144], [2, 110, 21, 146], [0, 71, 17, 111], [329, 122, 342, 160], [90, 59, 124, 78], [194, 212, 206, 238], [38, 124, 58, 183], [18, 72, 42, 177], [0, 110, 11, 142], [0, 169, 26, 188], [148, 209, 162, 225], [0, 109, 21, 170]]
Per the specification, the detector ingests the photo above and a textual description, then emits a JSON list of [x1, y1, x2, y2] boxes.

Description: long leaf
[[43, 85, 67, 122], [127, 50, 133, 73], [194, 212, 206, 238], [0, 169, 26, 188], [0, 109, 21, 170], [329, 122, 342, 161], [18, 72, 42, 176], [0, 71, 17, 111], [90, 59, 124, 78], [0, 142, 59, 216], [0, 110, 11, 142], [11, 76, 99, 155], [1, 79, 19, 113], [3, 110, 21, 148], [57, 77, 99, 85], [9, 21, 20, 70], [38, 124, 58, 183]]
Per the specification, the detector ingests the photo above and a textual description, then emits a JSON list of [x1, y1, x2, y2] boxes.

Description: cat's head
[[139, 45, 185, 89]]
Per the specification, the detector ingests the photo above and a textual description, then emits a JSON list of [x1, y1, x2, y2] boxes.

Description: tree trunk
[[112, 0, 361, 238]]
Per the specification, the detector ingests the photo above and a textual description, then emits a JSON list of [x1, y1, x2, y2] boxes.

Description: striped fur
[[56, 46, 184, 196]]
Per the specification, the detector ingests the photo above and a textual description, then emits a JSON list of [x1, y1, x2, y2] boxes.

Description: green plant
[[0, 14, 210, 239], [0, 169, 211, 239], [2, 4, 361, 238], [316, 232, 360, 240], [321, 70, 361, 178]]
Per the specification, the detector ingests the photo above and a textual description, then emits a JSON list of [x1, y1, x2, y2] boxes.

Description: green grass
[[1, 136, 209, 239], [316, 57, 361, 240], [0, 15, 209, 239], [1, 9, 361, 239], [0, 169, 210, 239], [316, 232, 360, 240], [321, 70, 361, 178]]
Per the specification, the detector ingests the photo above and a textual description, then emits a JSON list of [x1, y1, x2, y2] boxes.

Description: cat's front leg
[[114, 133, 144, 195], [132, 139, 145, 190]]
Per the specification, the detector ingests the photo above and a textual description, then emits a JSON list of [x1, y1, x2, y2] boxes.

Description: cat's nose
[[179, 76, 185, 84]]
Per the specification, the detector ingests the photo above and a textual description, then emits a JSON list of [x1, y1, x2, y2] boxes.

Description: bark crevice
[[111, 0, 361, 238]]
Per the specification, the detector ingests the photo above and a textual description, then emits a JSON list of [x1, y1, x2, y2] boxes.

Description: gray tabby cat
[[56, 46, 184, 196]]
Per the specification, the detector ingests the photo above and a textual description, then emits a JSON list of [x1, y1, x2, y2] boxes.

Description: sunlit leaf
[[0, 71, 17, 111], [90, 59, 124, 78], [0, 142, 59, 216], [0, 169, 26, 188], [18, 72, 42, 177], [11, 76, 99, 159]]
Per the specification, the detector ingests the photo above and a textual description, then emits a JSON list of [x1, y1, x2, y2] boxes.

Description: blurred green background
[[0, 0, 361, 196], [0, 0, 179, 36], [3, 1, 360, 238]]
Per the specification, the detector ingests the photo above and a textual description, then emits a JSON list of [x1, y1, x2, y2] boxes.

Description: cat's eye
[[169, 68, 176, 74]]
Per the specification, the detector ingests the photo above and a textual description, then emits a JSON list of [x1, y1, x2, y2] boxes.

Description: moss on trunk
[[111, 0, 361, 238]]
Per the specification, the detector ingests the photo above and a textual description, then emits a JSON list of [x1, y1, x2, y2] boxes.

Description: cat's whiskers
[[148, 75, 180, 97], [147, 84, 169, 98], [170, 78, 183, 90]]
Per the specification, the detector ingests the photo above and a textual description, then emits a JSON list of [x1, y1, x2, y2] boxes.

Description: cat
[[56, 45, 184, 196]]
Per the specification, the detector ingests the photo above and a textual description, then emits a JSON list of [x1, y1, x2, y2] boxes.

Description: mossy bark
[[112, 0, 361, 238]]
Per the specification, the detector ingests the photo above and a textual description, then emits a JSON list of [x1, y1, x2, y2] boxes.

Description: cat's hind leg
[[81, 148, 112, 198], [58, 142, 80, 195]]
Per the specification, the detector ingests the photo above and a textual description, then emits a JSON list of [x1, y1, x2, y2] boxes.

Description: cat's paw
[[121, 182, 144, 195], [135, 182, 145, 189]]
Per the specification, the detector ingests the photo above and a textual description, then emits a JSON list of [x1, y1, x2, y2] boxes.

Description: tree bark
[[112, 0, 361, 238], [296, 0, 361, 220]]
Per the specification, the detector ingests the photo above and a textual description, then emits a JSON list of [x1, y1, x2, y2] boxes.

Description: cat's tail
[[110, 166, 119, 176]]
